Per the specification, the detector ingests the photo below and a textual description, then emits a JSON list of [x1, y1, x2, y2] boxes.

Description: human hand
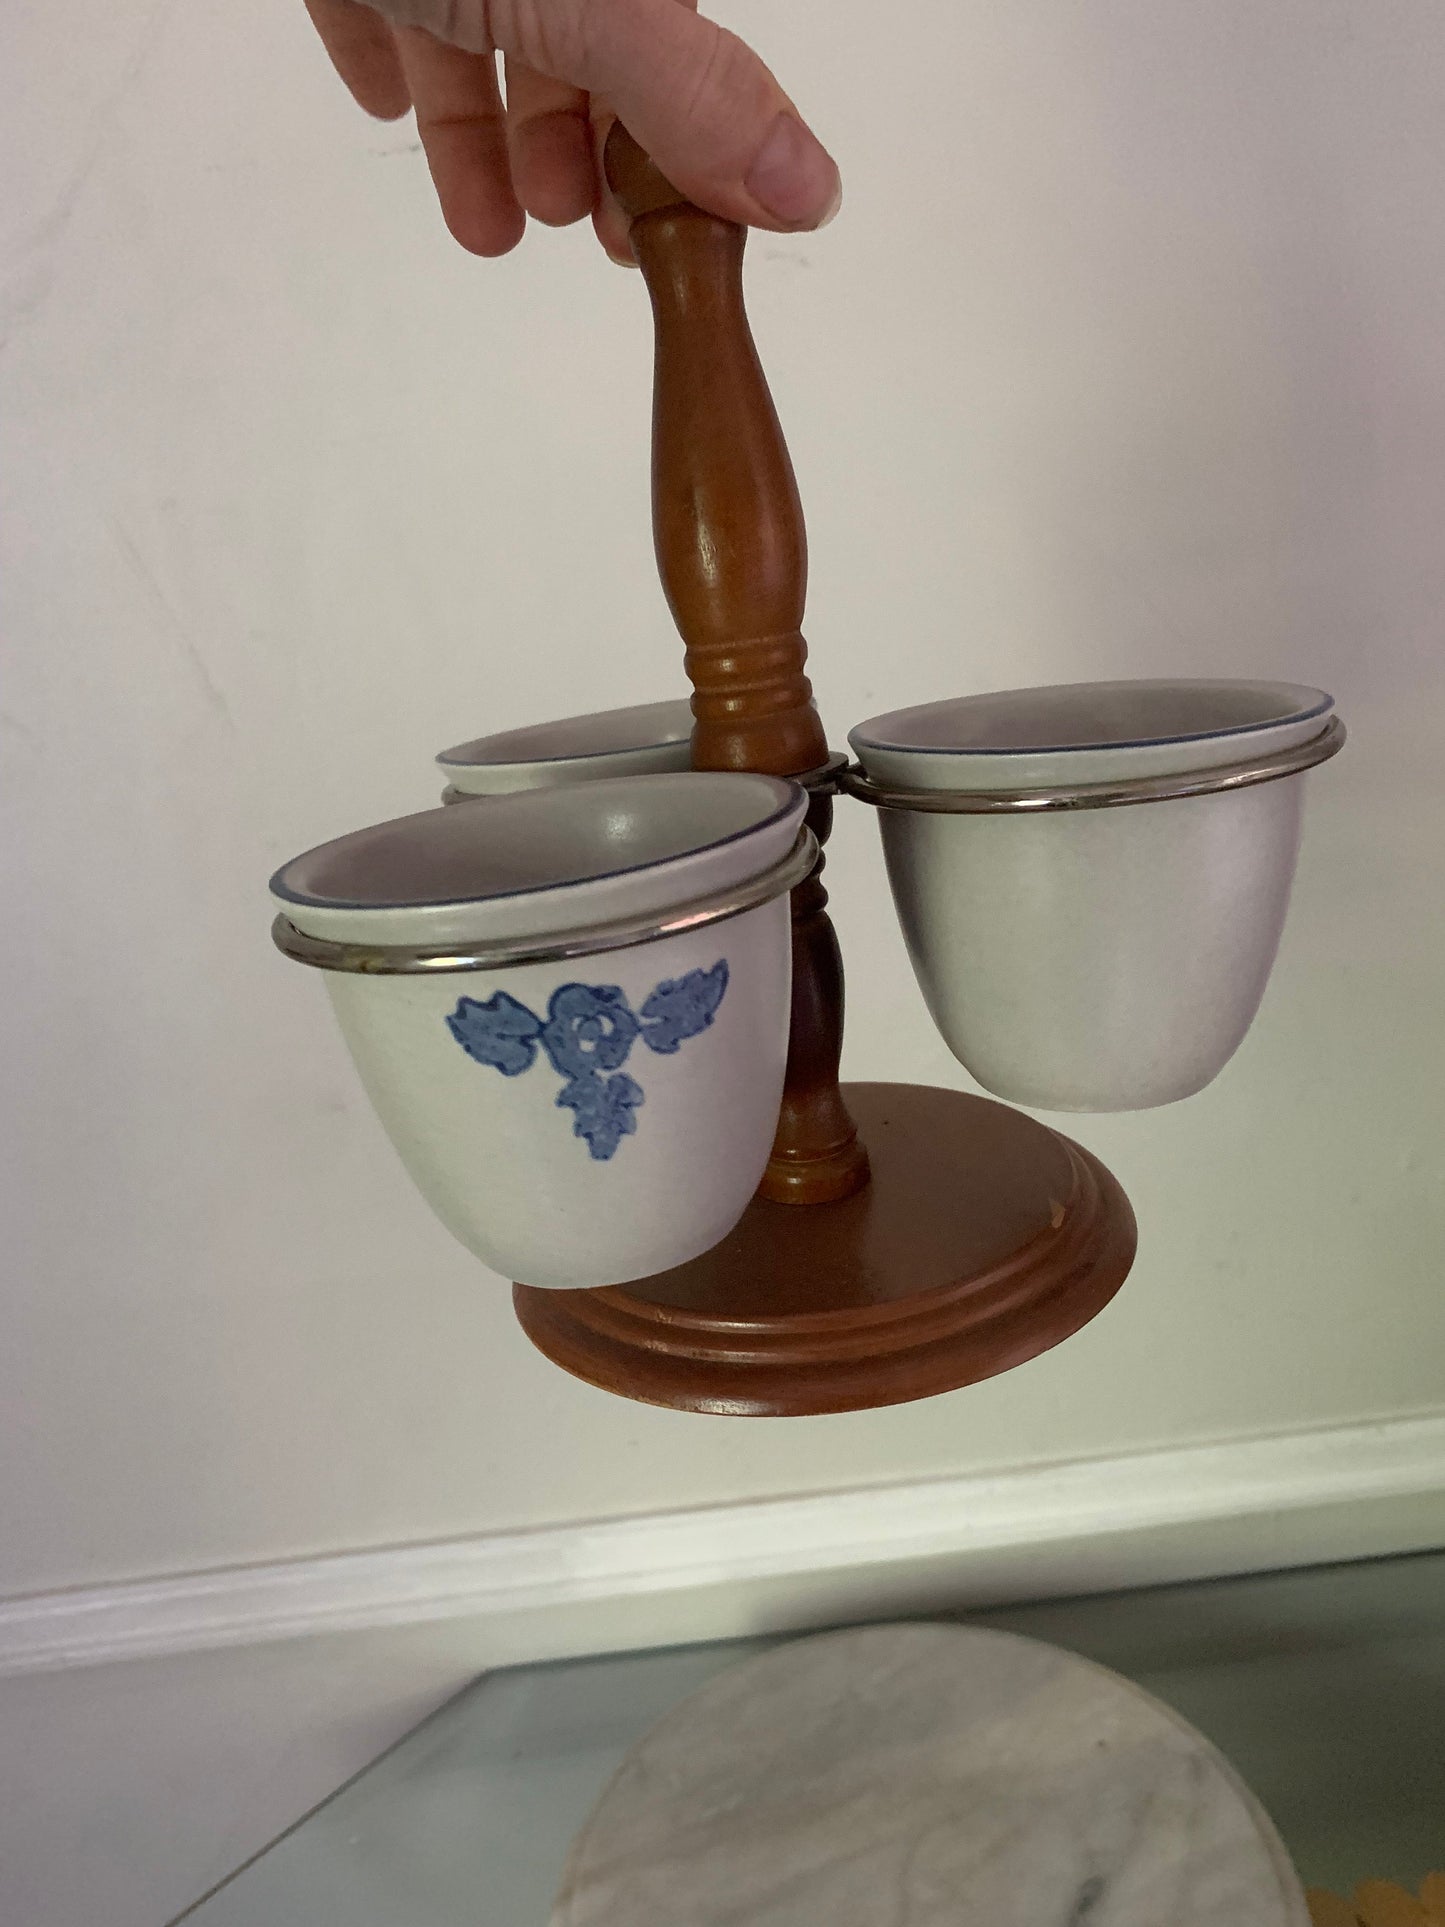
[[303, 0, 841, 261]]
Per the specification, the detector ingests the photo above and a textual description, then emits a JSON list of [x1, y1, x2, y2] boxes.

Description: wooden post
[[514, 131, 1137, 1410], [605, 125, 870, 1204]]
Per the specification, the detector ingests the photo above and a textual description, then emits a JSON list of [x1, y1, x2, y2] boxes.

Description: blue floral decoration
[[447, 988, 541, 1077], [556, 1071, 644, 1161], [446, 960, 729, 1161], [542, 983, 639, 1080]]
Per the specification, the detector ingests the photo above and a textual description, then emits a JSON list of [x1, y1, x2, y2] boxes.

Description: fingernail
[[744, 113, 842, 228]]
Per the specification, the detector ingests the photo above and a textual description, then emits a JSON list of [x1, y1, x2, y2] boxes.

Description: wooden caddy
[[512, 131, 1138, 1416]]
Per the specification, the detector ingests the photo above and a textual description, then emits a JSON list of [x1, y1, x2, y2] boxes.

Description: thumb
[[569, 0, 840, 231], [365, 0, 841, 232]]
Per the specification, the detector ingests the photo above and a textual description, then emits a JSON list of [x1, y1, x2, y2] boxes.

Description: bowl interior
[[851, 680, 1331, 758], [437, 697, 693, 772], [272, 771, 797, 914]]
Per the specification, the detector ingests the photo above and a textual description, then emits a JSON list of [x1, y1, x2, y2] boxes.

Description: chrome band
[[837, 716, 1345, 816], [272, 828, 818, 976]]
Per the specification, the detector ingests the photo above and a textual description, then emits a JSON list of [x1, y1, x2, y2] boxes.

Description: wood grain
[[604, 127, 826, 779], [604, 123, 865, 1205], [529, 131, 1144, 1415], [756, 776, 870, 1203], [1310, 1898, 1369, 1927], [1308, 1878, 1445, 1927], [514, 1082, 1137, 1415], [1354, 1883, 1439, 1927]]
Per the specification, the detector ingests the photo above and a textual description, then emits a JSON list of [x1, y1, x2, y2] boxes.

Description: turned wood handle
[[605, 125, 828, 777], [607, 125, 868, 1204]]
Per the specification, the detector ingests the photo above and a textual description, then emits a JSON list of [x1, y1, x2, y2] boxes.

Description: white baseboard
[[5, 1411, 1444, 1680]]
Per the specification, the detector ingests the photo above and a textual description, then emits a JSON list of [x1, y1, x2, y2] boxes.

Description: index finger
[[304, 0, 411, 119]]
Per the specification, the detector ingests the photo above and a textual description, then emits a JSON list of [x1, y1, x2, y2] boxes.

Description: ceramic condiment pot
[[849, 680, 1338, 1112], [271, 772, 807, 1287], [437, 697, 694, 801]]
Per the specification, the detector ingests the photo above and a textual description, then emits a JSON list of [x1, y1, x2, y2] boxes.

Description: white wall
[[5, 0, 1445, 1607]]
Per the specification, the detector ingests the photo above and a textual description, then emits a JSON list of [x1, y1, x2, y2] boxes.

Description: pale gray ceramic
[[271, 774, 805, 1289], [552, 1621, 1309, 1927], [438, 697, 694, 797], [848, 679, 1336, 1111]]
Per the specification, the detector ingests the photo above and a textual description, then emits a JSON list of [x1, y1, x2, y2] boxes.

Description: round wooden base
[[513, 1082, 1137, 1417]]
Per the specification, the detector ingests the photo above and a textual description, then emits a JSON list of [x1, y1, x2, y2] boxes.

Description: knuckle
[[673, 26, 766, 137], [489, 0, 586, 75]]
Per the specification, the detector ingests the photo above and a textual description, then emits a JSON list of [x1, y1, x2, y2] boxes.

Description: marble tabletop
[[552, 1622, 1309, 1927]]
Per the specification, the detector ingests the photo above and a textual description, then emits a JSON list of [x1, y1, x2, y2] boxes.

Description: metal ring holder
[[837, 716, 1345, 816], [272, 827, 819, 977], [796, 750, 851, 796]]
